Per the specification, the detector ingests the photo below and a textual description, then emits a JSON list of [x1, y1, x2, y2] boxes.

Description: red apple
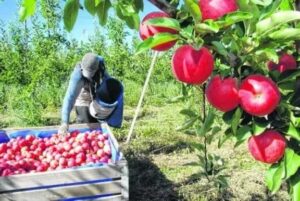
[[0, 143, 7, 154], [100, 156, 109, 163], [206, 75, 239, 112], [25, 135, 35, 143], [199, 0, 238, 21], [172, 45, 214, 84], [268, 53, 297, 73], [2, 168, 12, 176], [248, 130, 286, 164], [63, 142, 72, 151], [96, 149, 104, 158], [67, 158, 76, 168], [58, 157, 67, 167], [82, 142, 90, 150], [103, 145, 111, 156], [97, 141, 104, 149], [139, 11, 178, 51], [239, 74, 280, 116], [98, 135, 105, 142], [50, 160, 59, 169]]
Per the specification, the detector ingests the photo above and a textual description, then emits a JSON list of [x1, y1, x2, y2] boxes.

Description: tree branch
[[148, 0, 177, 18]]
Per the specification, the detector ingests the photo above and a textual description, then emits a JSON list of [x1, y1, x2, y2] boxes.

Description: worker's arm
[[59, 64, 84, 135]]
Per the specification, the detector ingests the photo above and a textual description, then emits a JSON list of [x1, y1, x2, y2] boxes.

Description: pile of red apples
[[0, 130, 112, 177]]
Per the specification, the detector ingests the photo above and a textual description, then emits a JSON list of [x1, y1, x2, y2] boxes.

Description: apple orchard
[[14, 0, 300, 200]]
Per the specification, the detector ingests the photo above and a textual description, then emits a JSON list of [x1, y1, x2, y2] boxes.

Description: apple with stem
[[172, 45, 214, 84]]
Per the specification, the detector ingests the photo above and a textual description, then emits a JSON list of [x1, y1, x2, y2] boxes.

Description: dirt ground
[[122, 140, 290, 201]]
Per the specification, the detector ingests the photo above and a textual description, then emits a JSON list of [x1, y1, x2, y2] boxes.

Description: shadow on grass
[[125, 150, 184, 201]]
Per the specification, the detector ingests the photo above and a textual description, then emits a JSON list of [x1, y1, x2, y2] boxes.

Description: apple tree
[[19, 0, 300, 199]]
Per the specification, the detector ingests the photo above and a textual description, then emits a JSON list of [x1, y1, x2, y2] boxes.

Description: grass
[[0, 81, 291, 201]]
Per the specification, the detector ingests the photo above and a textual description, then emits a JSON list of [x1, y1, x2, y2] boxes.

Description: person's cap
[[81, 53, 100, 79]]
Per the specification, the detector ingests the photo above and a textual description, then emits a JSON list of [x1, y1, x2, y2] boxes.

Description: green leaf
[[291, 112, 300, 127], [195, 21, 220, 33], [207, 133, 215, 144], [278, 69, 300, 84], [284, 148, 300, 180], [223, 109, 236, 125], [268, 28, 300, 41], [286, 123, 300, 141], [197, 108, 215, 136], [265, 161, 285, 193], [184, 0, 201, 21], [84, 0, 96, 15], [19, 0, 36, 21], [96, 0, 111, 26], [256, 11, 300, 36], [124, 13, 140, 30], [252, 117, 269, 134], [145, 17, 181, 31], [278, 80, 296, 91], [190, 142, 204, 152], [260, 0, 282, 20], [238, 0, 260, 16], [255, 48, 279, 63], [232, 108, 242, 135], [184, 162, 200, 166], [279, 0, 294, 10], [136, 33, 179, 54], [118, 3, 136, 16], [115, 4, 139, 29], [134, 0, 144, 11], [63, 0, 80, 32], [237, 0, 260, 34], [211, 126, 221, 135], [212, 41, 228, 57], [179, 25, 193, 39], [291, 172, 300, 201], [95, 0, 102, 6], [234, 125, 252, 147], [180, 109, 197, 117], [176, 117, 198, 131], [251, 0, 272, 6], [218, 128, 232, 148], [168, 95, 185, 103], [217, 11, 253, 27]]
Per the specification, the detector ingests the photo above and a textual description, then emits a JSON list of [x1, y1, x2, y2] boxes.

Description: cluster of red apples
[[139, 0, 296, 165], [0, 130, 112, 177]]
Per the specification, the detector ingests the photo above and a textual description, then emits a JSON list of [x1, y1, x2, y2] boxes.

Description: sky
[[0, 0, 159, 42]]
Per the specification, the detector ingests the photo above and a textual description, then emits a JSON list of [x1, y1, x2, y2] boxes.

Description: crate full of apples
[[0, 123, 128, 201]]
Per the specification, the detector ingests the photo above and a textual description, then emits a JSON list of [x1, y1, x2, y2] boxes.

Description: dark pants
[[75, 106, 98, 123]]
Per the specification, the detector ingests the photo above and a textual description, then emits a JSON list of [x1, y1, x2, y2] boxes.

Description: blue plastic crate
[[0, 123, 129, 201]]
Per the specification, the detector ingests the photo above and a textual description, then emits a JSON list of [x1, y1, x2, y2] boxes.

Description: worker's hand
[[58, 123, 69, 137]]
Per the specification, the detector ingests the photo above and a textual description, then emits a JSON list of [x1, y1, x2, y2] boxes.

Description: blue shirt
[[61, 57, 123, 128]]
